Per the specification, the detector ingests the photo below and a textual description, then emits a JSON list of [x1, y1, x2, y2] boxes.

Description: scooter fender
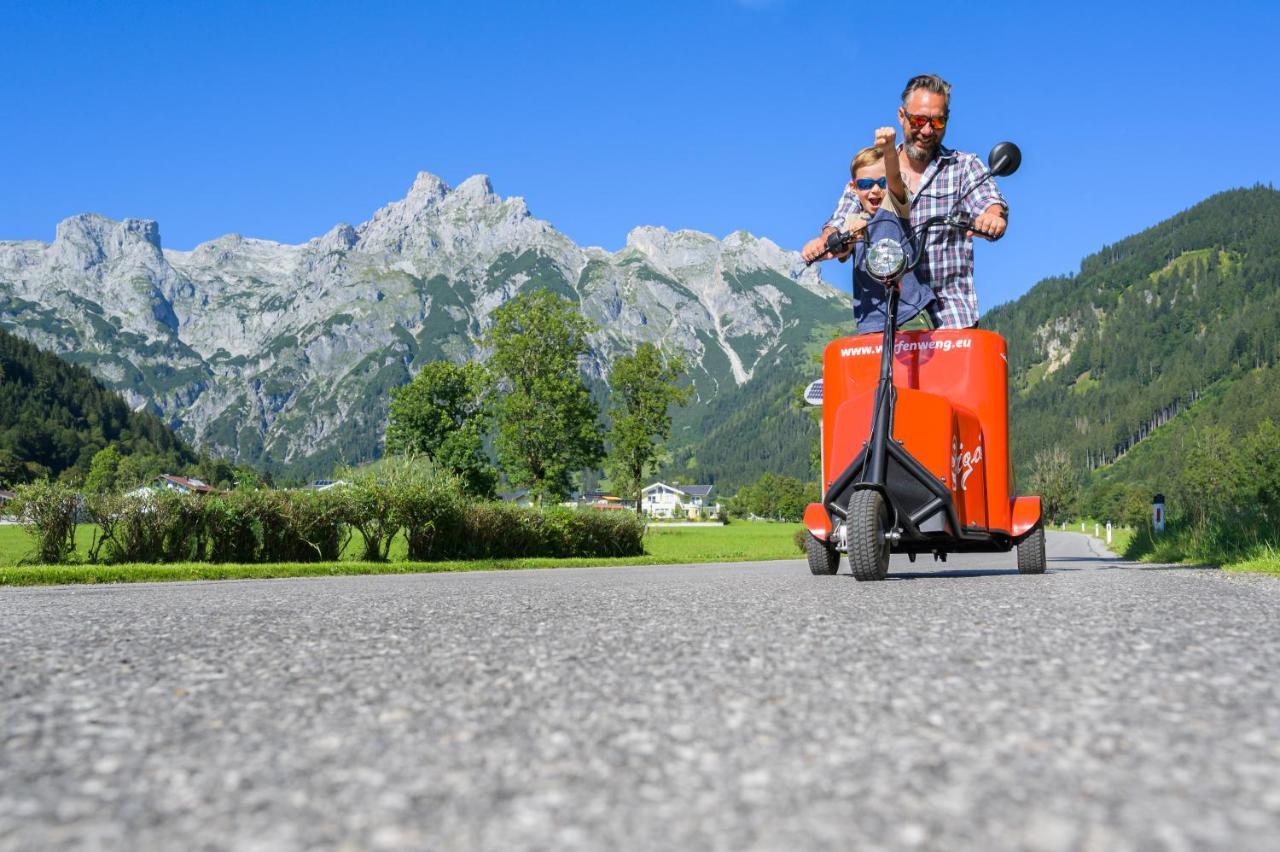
[[803, 503, 832, 540], [1011, 496, 1042, 540]]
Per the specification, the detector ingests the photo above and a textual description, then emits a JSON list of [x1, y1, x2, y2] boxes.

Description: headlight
[[865, 238, 906, 282]]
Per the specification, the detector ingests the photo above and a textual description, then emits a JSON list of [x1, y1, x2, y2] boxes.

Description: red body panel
[[1011, 496, 1042, 538], [803, 503, 832, 539], [822, 329, 1020, 536]]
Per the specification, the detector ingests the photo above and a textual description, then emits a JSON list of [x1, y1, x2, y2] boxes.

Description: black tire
[[806, 533, 839, 575], [1017, 525, 1046, 574], [847, 489, 891, 582]]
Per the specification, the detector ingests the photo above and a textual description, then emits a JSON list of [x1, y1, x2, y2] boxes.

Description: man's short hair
[[850, 146, 884, 179], [901, 74, 952, 111]]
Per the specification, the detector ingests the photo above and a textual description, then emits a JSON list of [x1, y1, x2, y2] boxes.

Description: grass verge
[[1222, 551, 1280, 575], [0, 521, 804, 586], [1056, 518, 1280, 576]]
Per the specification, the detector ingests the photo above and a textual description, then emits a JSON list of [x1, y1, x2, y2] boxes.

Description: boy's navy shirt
[[851, 207, 936, 333]]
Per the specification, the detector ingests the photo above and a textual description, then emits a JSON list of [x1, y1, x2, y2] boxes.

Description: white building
[[641, 483, 717, 519]]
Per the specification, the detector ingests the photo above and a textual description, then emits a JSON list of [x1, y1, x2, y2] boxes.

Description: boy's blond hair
[[850, 145, 884, 179]]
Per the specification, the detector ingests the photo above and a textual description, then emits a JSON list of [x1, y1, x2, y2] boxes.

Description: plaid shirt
[[824, 144, 1006, 328]]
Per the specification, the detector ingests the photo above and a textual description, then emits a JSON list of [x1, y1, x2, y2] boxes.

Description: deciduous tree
[[385, 360, 496, 497], [485, 290, 603, 503], [728, 473, 814, 522], [606, 343, 691, 509], [84, 445, 122, 494], [1026, 445, 1079, 524]]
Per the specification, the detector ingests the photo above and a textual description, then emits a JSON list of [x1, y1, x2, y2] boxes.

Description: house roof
[[576, 490, 621, 501], [642, 482, 713, 497], [158, 474, 215, 493], [301, 479, 348, 491], [499, 489, 531, 502], [0, 489, 15, 501]]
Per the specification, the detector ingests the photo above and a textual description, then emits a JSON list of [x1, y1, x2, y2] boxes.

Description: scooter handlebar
[[805, 209, 1000, 268], [803, 229, 858, 267]]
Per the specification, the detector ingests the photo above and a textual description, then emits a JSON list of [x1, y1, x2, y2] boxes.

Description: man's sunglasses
[[854, 177, 888, 191], [903, 111, 947, 131]]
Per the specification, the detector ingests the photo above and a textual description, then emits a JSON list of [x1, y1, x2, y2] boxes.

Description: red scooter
[[801, 143, 1044, 580]]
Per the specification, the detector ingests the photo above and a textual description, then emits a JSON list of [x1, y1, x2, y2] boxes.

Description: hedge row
[[9, 475, 645, 566]]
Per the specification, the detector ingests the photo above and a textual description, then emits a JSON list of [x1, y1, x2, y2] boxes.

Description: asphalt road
[[2, 532, 1278, 851]]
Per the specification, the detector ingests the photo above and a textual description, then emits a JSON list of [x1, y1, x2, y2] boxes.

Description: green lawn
[[0, 521, 805, 586]]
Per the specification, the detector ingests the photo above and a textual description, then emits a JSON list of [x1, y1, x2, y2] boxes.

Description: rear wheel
[[1017, 525, 1046, 574], [848, 489, 891, 582], [806, 533, 839, 575]]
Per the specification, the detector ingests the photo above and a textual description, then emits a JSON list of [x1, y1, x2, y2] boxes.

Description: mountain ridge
[[984, 184, 1280, 489], [0, 172, 844, 485]]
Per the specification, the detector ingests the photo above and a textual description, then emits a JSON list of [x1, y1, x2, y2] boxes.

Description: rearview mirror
[[987, 142, 1021, 177]]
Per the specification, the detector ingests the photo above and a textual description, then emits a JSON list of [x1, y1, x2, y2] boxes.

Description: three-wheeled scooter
[[801, 142, 1045, 581]]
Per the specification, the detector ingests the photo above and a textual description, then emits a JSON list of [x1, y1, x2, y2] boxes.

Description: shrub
[[109, 493, 166, 563], [345, 478, 399, 562], [159, 492, 206, 562], [278, 489, 348, 562], [83, 491, 126, 563], [204, 491, 261, 563], [793, 527, 808, 554], [104, 491, 204, 563], [550, 508, 645, 558], [451, 504, 644, 560], [454, 502, 550, 559], [12, 480, 80, 564], [254, 491, 304, 563], [394, 468, 466, 561]]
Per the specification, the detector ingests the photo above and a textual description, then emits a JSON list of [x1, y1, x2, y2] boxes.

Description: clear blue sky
[[3, 0, 1277, 311]]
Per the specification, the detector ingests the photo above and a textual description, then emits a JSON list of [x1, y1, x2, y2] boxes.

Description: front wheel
[[847, 489, 891, 581], [1017, 526, 1046, 574], [806, 533, 839, 575]]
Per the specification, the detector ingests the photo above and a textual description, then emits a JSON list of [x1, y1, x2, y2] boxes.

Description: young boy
[[841, 127, 937, 333]]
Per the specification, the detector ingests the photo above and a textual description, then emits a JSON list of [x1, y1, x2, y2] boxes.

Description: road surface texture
[[2, 532, 1278, 851]]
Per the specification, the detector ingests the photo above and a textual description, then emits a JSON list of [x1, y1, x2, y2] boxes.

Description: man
[[801, 74, 1008, 329]]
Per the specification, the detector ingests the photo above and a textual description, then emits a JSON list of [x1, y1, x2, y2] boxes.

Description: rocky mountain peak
[[406, 171, 450, 204], [448, 174, 497, 207], [51, 214, 162, 270], [317, 223, 358, 253]]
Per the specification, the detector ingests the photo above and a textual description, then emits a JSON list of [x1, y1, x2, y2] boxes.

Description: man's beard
[[905, 135, 941, 160]]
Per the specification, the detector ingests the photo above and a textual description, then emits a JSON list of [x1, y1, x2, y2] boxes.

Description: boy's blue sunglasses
[[855, 177, 888, 191]]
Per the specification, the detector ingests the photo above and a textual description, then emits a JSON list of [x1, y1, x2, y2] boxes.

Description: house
[[641, 482, 718, 519], [568, 491, 631, 511], [155, 474, 216, 495], [499, 489, 534, 507], [301, 479, 348, 491]]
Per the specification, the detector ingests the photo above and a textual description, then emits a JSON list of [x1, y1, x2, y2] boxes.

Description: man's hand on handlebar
[[968, 204, 1008, 241]]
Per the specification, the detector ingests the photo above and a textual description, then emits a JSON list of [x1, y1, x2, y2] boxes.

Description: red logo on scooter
[[951, 437, 983, 492]]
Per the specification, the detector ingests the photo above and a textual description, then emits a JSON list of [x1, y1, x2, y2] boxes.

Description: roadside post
[[1106, 522, 1112, 545], [1153, 493, 1165, 533]]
